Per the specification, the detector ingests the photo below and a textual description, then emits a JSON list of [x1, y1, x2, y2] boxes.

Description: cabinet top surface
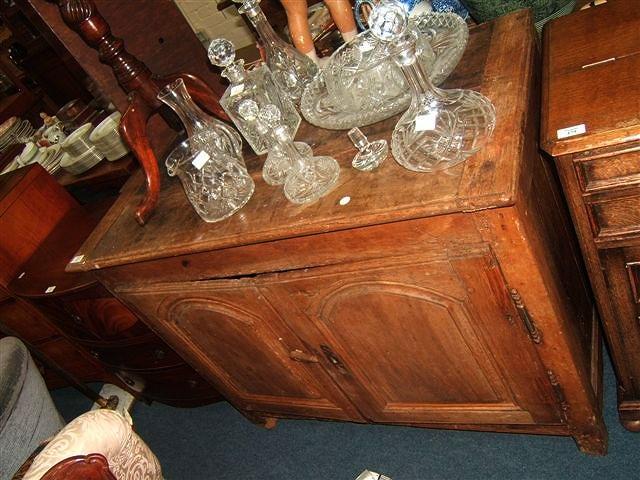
[[541, 0, 640, 156], [70, 10, 536, 272]]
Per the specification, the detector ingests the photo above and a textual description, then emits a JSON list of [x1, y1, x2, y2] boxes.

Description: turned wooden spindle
[[51, 0, 229, 225]]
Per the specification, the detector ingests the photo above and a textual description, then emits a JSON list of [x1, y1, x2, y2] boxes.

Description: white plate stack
[[89, 112, 130, 161], [59, 123, 105, 175], [0, 117, 35, 152]]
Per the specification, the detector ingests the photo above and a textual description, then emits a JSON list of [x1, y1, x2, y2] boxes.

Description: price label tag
[[414, 111, 437, 132], [557, 124, 586, 139], [45, 286, 56, 294], [70, 255, 85, 264], [191, 150, 210, 170], [230, 84, 245, 97]]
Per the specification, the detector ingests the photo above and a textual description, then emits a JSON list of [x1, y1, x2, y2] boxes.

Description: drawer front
[[0, 298, 58, 343], [86, 338, 183, 371], [63, 296, 147, 340], [575, 144, 640, 193], [586, 193, 640, 240], [116, 364, 217, 404]]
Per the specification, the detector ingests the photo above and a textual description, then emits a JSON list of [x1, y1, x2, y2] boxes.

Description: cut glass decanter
[[158, 79, 254, 222], [239, 99, 340, 204], [234, 0, 318, 103], [208, 37, 300, 155], [369, 1, 496, 172]]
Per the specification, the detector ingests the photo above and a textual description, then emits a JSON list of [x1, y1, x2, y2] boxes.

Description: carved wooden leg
[[119, 94, 159, 225], [164, 73, 229, 122]]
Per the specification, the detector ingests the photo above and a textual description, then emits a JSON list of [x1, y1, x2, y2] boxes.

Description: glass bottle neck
[[223, 60, 247, 84], [393, 34, 438, 100], [274, 126, 304, 167], [157, 79, 212, 139], [247, 9, 286, 50]]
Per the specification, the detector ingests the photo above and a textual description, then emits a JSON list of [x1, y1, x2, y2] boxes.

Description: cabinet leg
[[243, 411, 279, 430], [572, 427, 608, 456], [618, 403, 640, 432]]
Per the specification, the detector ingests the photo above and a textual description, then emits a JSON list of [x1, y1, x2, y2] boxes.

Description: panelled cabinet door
[[265, 251, 561, 426], [118, 281, 360, 421]]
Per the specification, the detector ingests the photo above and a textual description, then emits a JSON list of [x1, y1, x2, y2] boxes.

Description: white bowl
[[19, 142, 37, 165]]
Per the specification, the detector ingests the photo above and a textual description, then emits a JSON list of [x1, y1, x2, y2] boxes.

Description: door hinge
[[509, 288, 542, 344], [546, 369, 569, 423]]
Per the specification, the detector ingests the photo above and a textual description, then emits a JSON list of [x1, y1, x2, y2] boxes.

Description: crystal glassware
[[347, 127, 388, 171], [368, 1, 496, 172], [158, 78, 243, 161], [239, 99, 340, 204], [300, 11, 468, 130], [165, 140, 255, 222], [208, 37, 301, 155], [158, 79, 254, 222], [234, 0, 318, 103]]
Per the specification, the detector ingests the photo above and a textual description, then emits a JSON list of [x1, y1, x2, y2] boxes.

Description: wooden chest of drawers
[[541, 0, 640, 431], [71, 10, 607, 453]]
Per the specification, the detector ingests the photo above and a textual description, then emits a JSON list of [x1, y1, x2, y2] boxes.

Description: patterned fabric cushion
[[0, 337, 64, 479], [23, 409, 163, 480]]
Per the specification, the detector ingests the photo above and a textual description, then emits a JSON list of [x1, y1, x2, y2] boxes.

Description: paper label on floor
[[557, 124, 586, 139], [355, 470, 392, 480]]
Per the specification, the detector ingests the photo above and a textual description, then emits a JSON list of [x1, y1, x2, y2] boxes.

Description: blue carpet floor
[[51, 354, 638, 479]]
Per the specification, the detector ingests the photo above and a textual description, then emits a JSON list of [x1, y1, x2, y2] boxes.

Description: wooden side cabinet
[[541, 0, 640, 431], [72, 11, 607, 454]]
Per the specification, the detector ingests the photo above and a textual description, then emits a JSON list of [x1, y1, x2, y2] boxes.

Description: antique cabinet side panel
[[476, 198, 606, 454]]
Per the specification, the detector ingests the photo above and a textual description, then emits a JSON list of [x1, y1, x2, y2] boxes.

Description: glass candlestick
[[157, 78, 243, 161], [369, 1, 496, 172], [347, 127, 388, 171], [233, 0, 318, 103], [208, 37, 300, 155]]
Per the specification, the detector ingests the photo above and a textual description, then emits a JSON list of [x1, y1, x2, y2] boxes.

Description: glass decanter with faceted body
[[234, 0, 318, 103], [158, 79, 254, 222], [208, 38, 300, 155], [368, 2, 496, 172]]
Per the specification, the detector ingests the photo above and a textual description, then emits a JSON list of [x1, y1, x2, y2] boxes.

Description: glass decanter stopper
[[237, 99, 310, 186], [157, 78, 244, 162], [233, 0, 318, 103], [208, 37, 301, 155], [369, 1, 496, 172], [347, 127, 388, 171]]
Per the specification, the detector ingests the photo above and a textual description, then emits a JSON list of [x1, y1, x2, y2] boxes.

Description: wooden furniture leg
[[119, 95, 158, 225]]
